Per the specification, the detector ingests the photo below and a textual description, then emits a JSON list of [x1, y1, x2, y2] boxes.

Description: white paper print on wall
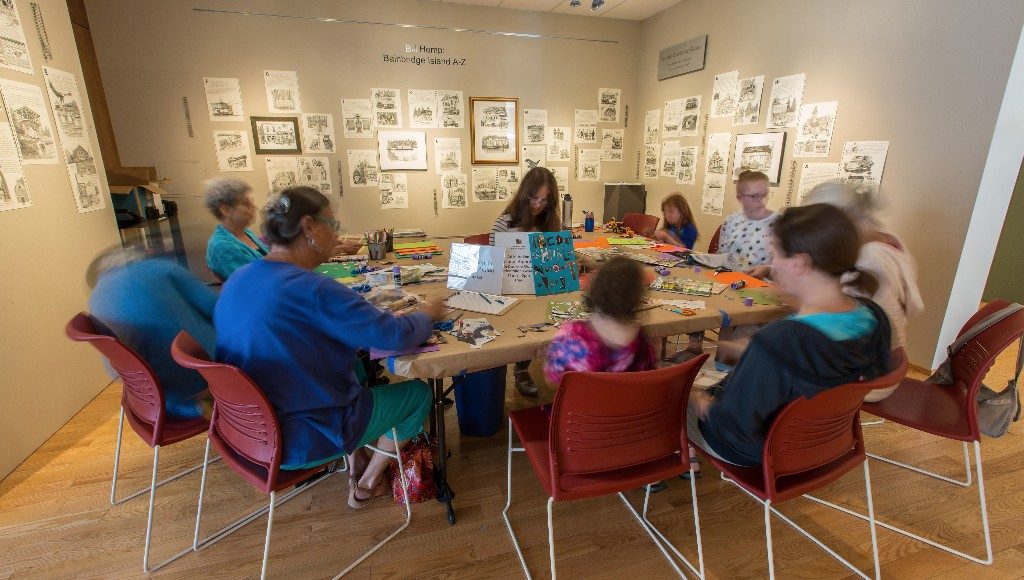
[[0, 0, 34, 74], [679, 96, 701, 138], [522, 145, 546, 173], [264, 70, 301, 113], [644, 109, 661, 145], [523, 109, 548, 144], [598, 88, 621, 123], [437, 90, 464, 128], [677, 145, 698, 186], [794, 101, 838, 158], [408, 89, 438, 129], [212, 130, 253, 172], [0, 121, 30, 211], [42, 67, 104, 212], [341, 99, 374, 138], [710, 71, 739, 118], [440, 172, 467, 209], [839, 141, 889, 191], [550, 165, 569, 195], [733, 75, 764, 126], [301, 113, 336, 153], [377, 131, 427, 171], [370, 88, 402, 129], [203, 77, 244, 122], [643, 144, 660, 180], [379, 172, 408, 209], [266, 156, 332, 196], [765, 73, 805, 130], [662, 99, 683, 139], [472, 167, 514, 203], [577, 149, 601, 182], [0, 78, 57, 165], [701, 132, 732, 215], [601, 128, 623, 161], [660, 140, 681, 179], [797, 162, 840, 205], [434, 137, 463, 174], [346, 149, 379, 188], [574, 109, 598, 144], [546, 126, 571, 162], [297, 156, 331, 194]]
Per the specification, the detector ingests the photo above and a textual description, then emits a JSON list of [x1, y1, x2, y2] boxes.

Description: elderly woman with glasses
[[488, 167, 562, 395], [204, 178, 270, 281], [214, 186, 446, 508], [719, 170, 779, 279]]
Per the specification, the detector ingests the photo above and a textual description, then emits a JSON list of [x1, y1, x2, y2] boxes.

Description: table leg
[[431, 378, 456, 525]]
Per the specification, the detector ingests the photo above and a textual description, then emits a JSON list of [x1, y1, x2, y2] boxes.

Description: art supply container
[[743, 296, 754, 307], [455, 365, 508, 437], [386, 230, 394, 253], [560, 193, 573, 230], [368, 242, 387, 260], [584, 213, 595, 232], [731, 280, 746, 290]]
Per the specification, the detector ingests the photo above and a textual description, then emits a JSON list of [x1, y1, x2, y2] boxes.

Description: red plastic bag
[[389, 432, 438, 505]]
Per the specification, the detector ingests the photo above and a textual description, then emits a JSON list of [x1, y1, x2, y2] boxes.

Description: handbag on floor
[[389, 432, 438, 505]]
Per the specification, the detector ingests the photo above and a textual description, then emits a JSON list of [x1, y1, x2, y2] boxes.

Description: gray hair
[[203, 177, 252, 219], [802, 180, 882, 230]]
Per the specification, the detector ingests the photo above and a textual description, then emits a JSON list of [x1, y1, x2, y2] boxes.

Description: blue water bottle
[[392, 264, 401, 288], [584, 210, 595, 232]]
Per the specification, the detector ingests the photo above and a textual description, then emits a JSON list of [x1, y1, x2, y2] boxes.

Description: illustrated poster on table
[[528, 231, 579, 296]]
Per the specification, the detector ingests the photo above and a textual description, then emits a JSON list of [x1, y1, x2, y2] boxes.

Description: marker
[[480, 293, 492, 304]]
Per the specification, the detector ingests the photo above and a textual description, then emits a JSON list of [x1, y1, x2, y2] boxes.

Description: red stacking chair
[[463, 233, 491, 244], [817, 301, 1024, 566], [696, 349, 908, 580], [171, 331, 412, 580], [504, 354, 709, 579], [622, 212, 660, 237], [65, 312, 210, 573], [706, 225, 722, 254]]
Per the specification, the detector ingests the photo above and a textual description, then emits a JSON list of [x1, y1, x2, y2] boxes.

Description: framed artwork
[[469, 97, 519, 164], [377, 131, 428, 171], [250, 116, 301, 154], [732, 132, 786, 185]]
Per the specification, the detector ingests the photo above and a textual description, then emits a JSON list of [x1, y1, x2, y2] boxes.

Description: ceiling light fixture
[[569, 0, 581, 6], [591, 0, 605, 10]]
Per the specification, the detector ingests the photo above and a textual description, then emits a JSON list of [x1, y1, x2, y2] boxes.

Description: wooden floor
[[2, 343, 1022, 579]]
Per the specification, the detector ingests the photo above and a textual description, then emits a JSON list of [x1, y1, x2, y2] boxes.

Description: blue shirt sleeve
[[681, 223, 698, 250], [314, 280, 433, 350], [168, 263, 218, 322]]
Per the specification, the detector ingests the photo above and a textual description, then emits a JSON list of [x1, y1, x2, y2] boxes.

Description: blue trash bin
[[454, 365, 508, 437]]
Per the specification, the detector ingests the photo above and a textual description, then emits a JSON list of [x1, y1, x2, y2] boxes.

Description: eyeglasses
[[316, 216, 340, 232], [529, 196, 549, 207], [739, 193, 769, 201]]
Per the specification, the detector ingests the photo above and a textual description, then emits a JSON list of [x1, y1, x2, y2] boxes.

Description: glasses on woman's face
[[316, 216, 341, 232], [739, 192, 768, 201], [529, 195, 549, 207]]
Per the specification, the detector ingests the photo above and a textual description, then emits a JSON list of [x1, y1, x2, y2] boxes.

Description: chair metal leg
[[807, 440, 993, 566], [140, 445, 196, 573], [618, 486, 687, 578], [260, 491, 277, 580], [864, 461, 881, 580], [861, 417, 886, 426], [547, 497, 556, 580], [502, 418, 532, 579], [867, 440, 972, 487], [193, 438, 212, 550], [764, 500, 775, 580]]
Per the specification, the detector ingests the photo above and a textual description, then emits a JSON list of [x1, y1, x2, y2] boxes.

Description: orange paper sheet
[[573, 237, 610, 249], [712, 271, 770, 288], [652, 243, 688, 253]]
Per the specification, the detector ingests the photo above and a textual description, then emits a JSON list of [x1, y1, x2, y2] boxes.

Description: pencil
[[480, 293, 492, 304]]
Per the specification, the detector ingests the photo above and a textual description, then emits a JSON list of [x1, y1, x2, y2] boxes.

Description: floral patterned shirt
[[544, 320, 657, 386], [719, 211, 779, 268]]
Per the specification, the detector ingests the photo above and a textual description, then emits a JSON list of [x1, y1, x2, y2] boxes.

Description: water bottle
[[560, 193, 573, 230], [584, 211, 595, 232], [392, 264, 402, 288]]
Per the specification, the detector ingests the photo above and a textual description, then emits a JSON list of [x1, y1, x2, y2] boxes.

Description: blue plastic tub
[[454, 365, 508, 437]]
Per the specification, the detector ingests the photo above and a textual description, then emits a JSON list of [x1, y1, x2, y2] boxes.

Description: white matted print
[[379, 172, 408, 209], [0, 0, 33, 74], [680, 95, 701, 138], [710, 71, 739, 118], [434, 137, 462, 174], [341, 99, 374, 138], [766, 73, 805, 130], [677, 145, 698, 185], [547, 126, 571, 162], [0, 78, 57, 164], [264, 70, 300, 113], [601, 128, 623, 161], [371, 88, 402, 129], [732, 132, 785, 184], [0, 121, 30, 211], [643, 144, 659, 180], [574, 109, 597, 143], [797, 163, 840, 205], [470, 97, 518, 164], [577, 149, 601, 182], [522, 145, 546, 172], [301, 113, 336, 153], [43, 67, 104, 212], [440, 172, 467, 209], [346, 149, 379, 188], [523, 109, 548, 144], [733, 75, 764, 126], [203, 77, 244, 122], [377, 131, 427, 171], [598, 88, 621, 123], [840, 141, 889, 191], [212, 130, 253, 172], [794, 101, 838, 158]]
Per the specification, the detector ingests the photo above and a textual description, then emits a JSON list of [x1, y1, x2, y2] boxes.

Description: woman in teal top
[[204, 178, 269, 280]]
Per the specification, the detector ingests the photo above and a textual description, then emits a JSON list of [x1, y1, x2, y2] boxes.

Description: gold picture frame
[[469, 97, 519, 164]]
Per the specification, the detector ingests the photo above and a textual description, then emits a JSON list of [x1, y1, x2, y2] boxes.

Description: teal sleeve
[[207, 237, 259, 280], [169, 264, 218, 323]]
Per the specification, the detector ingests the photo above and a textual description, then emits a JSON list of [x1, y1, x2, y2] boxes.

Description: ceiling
[[421, 0, 684, 21]]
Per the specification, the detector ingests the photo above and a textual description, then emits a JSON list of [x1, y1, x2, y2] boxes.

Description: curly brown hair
[[501, 167, 561, 232], [583, 256, 648, 324]]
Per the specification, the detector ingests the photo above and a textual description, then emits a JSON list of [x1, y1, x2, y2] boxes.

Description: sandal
[[348, 478, 392, 509], [514, 370, 538, 396], [348, 448, 370, 486]]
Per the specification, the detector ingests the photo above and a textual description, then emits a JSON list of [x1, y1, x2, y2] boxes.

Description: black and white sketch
[[212, 130, 253, 172], [733, 75, 764, 126], [766, 73, 806, 130], [0, 0, 33, 74], [523, 109, 548, 144], [644, 110, 661, 145], [701, 133, 732, 215], [0, 121, 30, 211], [470, 97, 518, 164], [574, 109, 598, 144], [601, 128, 623, 161], [797, 162, 840, 205], [346, 149, 379, 188], [379, 172, 408, 209], [301, 113, 336, 153], [546, 126, 571, 162], [371, 88, 402, 129], [264, 70, 301, 113], [598, 88, 621, 123], [577, 148, 601, 182], [203, 77, 244, 122], [42, 66, 104, 212], [522, 145, 546, 172], [434, 137, 463, 174], [440, 172, 467, 209], [251, 116, 300, 154], [643, 144, 660, 180], [438, 90, 464, 128], [408, 89, 438, 129], [550, 166, 569, 196], [840, 140, 889, 190], [677, 145, 698, 185], [266, 156, 331, 196], [701, 174, 725, 216], [341, 98, 373, 138], [681, 96, 702, 137], [377, 131, 427, 171], [471, 167, 511, 202], [660, 140, 681, 178], [0, 77, 57, 165], [266, 157, 297, 195], [711, 71, 739, 118], [661, 99, 683, 139], [794, 101, 838, 158], [732, 132, 785, 184]]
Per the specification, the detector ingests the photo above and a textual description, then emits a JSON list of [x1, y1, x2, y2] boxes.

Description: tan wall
[[84, 0, 642, 275], [984, 160, 1024, 304], [636, 0, 1024, 367], [0, 0, 118, 479]]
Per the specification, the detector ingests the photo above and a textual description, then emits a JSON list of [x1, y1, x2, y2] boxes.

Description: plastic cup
[[368, 242, 387, 260]]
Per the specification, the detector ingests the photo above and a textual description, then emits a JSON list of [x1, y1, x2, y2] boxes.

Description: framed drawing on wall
[[377, 131, 428, 171], [732, 132, 786, 185], [251, 116, 301, 154], [470, 97, 519, 164]]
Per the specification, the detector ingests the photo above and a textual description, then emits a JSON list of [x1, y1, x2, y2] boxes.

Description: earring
[[307, 235, 325, 254]]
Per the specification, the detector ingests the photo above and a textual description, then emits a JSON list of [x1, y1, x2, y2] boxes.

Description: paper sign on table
[[529, 231, 580, 296], [652, 243, 688, 253], [447, 243, 505, 294], [493, 232, 536, 295], [444, 290, 519, 315], [712, 271, 770, 289]]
